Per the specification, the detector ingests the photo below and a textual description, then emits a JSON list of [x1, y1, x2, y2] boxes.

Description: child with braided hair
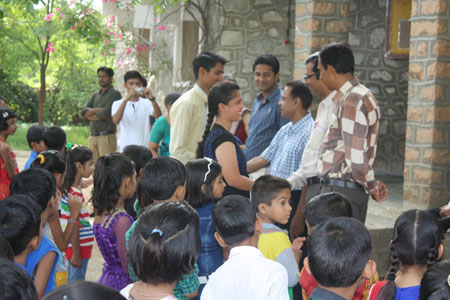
[[196, 81, 252, 197], [369, 209, 444, 300]]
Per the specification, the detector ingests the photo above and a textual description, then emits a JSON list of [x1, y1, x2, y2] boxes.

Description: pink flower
[[107, 16, 115, 28], [87, 9, 91, 13], [119, 59, 125, 67], [44, 13, 53, 21], [42, 36, 46, 40], [118, 33, 123, 39], [104, 39, 109, 44], [51, 48, 55, 52], [110, 48, 115, 52], [125, 48, 131, 55], [59, 13, 64, 18], [153, 18, 158, 23], [141, 45, 148, 51], [149, 43, 156, 49], [110, 0, 117, 3], [46, 48, 50, 52], [107, 32, 111, 35], [71, 26, 75, 30], [136, 44, 141, 52], [82, 11, 86, 16], [157, 25, 166, 31], [55, 8, 60, 12], [112, 31, 117, 36], [103, 52, 107, 56], [48, 43, 53, 47]]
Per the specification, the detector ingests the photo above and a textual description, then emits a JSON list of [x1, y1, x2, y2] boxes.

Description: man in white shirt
[[111, 71, 162, 152], [201, 195, 289, 300], [287, 53, 336, 238]]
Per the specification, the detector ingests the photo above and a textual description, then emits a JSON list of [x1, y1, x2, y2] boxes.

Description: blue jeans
[[68, 258, 89, 281]]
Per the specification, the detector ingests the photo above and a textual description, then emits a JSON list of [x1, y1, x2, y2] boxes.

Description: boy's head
[[251, 175, 292, 225], [26, 125, 47, 152], [305, 217, 375, 289], [42, 126, 67, 154], [136, 157, 186, 209], [304, 192, 353, 233], [123, 70, 144, 92], [123, 145, 153, 182], [10, 168, 57, 217], [0, 258, 38, 300], [0, 195, 41, 257], [212, 195, 260, 248], [164, 93, 181, 111]]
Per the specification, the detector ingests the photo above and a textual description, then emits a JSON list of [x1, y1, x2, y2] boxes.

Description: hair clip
[[2, 112, 8, 118], [203, 157, 214, 183], [447, 274, 450, 287], [37, 154, 45, 165], [152, 229, 163, 236], [65, 142, 73, 149]]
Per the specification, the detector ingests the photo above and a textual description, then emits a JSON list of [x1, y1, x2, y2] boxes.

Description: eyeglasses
[[303, 73, 317, 81]]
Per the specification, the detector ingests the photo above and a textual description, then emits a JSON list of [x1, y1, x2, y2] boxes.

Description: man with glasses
[[82, 67, 122, 162]]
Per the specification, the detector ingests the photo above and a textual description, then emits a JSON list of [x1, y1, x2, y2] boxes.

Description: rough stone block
[[416, 128, 443, 143], [294, 68, 303, 80], [405, 147, 420, 162], [410, 43, 415, 57], [340, 3, 350, 17], [428, 62, 450, 78], [261, 11, 283, 23], [407, 106, 424, 122], [411, 1, 417, 16], [417, 42, 427, 56], [422, 187, 450, 207], [409, 63, 424, 80], [420, 0, 447, 15], [404, 166, 409, 181], [426, 106, 450, 122], [223, 0, 249, 13], [369, 28, 385, 48], [402, 183, 421, 203], [419, 84, 443, 100], [406, 126, 412, 141], [308, 37, 335, 48], [301, 19, 320, 31], [295, 36, 305, 48], [296, 4, 306, 16], [248, 39, 271, 54], [242, 58, 255, 74], [423, 149, 450, 164], [247, 20, 260, 29], [267, 27, 280, 38], [413, 167, 443, 184], [410, 20, 447, 36], [221, 30, 244, 46], [433, 39, 450, 57], [309, 2, 335, 15], [370, 70, 393, 81], [325, 20, 349, 33], [255, 0, 272, 5]]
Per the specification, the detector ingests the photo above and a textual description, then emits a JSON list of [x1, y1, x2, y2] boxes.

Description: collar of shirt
[[194, 83, 208, 103], [98, 85, 113, 95], [229, 246, 263, 259], [256, 86, 281, 105], [310, 287, 347, 300], [262, 223, 288, 234], [322, 90, 337, 108], [335, 78, 360, 103], [289, 112, 312, 132]]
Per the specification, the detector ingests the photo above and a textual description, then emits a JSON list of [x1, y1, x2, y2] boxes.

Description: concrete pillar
[[404, 0, 450, 207]]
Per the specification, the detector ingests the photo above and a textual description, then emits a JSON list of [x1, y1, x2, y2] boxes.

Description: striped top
[[60, 186, 94, 260]]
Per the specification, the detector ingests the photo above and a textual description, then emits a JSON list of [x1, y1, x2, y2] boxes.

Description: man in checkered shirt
[[316, 43, 388, 222]]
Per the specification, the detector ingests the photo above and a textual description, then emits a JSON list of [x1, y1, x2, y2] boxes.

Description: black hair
[[308, 217, 371, 287], [124, 70, 144, 84], [251, 175, 291, 213], [129, 201, 201, 285], [97, 66, 114, 77], [185, 158, 222, 208], [0, 195, 41, 255], [212, 195, 256, 246], [420, 259, 450, 300], [142, 77, 148, 87], [319, 42, 355, 74], [379, 209, 443, 300], [0, 235, 14, 261], [26, 124, 47, 149], [252, 54, 280, 74], [164, 92, 181, 109], [196, 81, 240, 158], [62, 145, 93, 191], [42, 126, 66, 152], [123, 145, 153, 176], [0, 107, 17, 132], [285, 80, 313, 110], [192, 51, 227, 79], [136, 157, 186, 209], [43, 280, 125, 300], [30, 150, 66, 175], [304, 192, 353, 229], [10, 168, 56, 213], [0, 258, 38, 300], [92, 153, 136, 215], [305, 52, 321, 79]]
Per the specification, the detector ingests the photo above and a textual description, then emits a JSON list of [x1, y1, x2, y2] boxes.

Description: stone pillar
[[404, 0, 450, 207], [294, 0, 351, 79]]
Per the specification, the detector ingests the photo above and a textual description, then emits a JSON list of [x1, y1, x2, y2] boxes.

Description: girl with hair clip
[[43, 280, 126, 300], [420, 259, 450, 300], [121, 201, 201, 300], [92, 153, 137, 290], [185, 158, 226, 297], [369, 209, 444, 300], [0, 107, 18, 199], [196, 81, 253, 197], [60, 145, 94, 282]]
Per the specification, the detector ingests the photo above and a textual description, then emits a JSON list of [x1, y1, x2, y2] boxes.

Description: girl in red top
[[0, 107, 19, 200]]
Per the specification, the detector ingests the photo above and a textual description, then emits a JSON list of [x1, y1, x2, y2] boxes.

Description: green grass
[[8, 123, 90, 151]]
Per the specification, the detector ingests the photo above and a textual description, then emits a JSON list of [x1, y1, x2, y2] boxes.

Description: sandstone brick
[[404, 166, 410, 181], [296, 4, 306, 16], [409, 63, 424, 80], [420, 0, 447, 15], [422, 188, 450, 207], [407, 106, 424, 122], [406, 126, 412, 141], [308, 37, 335, 48], [403, 184, 420, 203], [426, 107, 450, 122], [405, 147, 420, 162], [294, 68, 303, 80], [411, 1, 417, 16], [410, 20, 447, 36], [301, 19, 320, 31], [433, 39, 450, 56], [298, 52, 308, 63], [408, 86, 414, 99], [340, 4, 350, 17], [325, 20, 349, 33], [295, 36, 305, 48], [417, 42, 427, 56], [416, 128, 443, 143], [309, 2, 335, 15], [428, 62, 450, 78], [410, 43, 415, 57], [413, 167, 442, 184], [419, 84, 443, 100], [423, 149, 450, 164]]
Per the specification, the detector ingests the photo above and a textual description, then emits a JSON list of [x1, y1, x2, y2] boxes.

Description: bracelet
[[68, 218, 77, 224]]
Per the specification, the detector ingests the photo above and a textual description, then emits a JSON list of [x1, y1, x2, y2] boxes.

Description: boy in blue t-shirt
[[24, 125, 47, 170]]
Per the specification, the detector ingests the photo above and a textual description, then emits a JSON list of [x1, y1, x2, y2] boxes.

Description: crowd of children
[[0, 103, 449, 300]]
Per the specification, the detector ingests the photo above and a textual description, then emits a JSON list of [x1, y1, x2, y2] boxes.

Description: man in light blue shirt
[[244, 54, 288, 161]]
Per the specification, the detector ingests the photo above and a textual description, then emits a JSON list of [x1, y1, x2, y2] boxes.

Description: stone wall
[[209, 0, 296, 106], [348, 0, 409, 175], [404, 0, 450, 207]]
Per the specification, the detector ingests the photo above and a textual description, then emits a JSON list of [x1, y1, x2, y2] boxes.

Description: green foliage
[[151, 0, 189, 14]]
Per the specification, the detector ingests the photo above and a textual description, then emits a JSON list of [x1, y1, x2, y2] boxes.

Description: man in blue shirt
[[244, 54, 288, 161]]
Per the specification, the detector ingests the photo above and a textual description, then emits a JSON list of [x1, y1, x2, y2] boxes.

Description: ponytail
[[196, 111, 215, 158]]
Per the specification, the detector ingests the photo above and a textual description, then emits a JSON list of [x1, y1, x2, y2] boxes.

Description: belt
[[320, 178, 364, 191], [306, 176, 320, 186], [91, 130, 115, 137]]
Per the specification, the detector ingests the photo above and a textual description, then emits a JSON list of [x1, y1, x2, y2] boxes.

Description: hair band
[[37, 154, 45, 165], [152, 229, 163, 236], [203, 157, 214, 183], [65, 142, 73, 149], [2, 112, 8, 118], [386, 273, 396, 281], [447, 274, 450, 287]]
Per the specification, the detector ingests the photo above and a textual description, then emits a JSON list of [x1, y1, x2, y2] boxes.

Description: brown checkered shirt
[[317, 78, 380, 193]]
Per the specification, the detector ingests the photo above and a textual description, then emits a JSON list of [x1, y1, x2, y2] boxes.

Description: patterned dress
[[93, 210, 133, 290], [0, 146, 18, 200]]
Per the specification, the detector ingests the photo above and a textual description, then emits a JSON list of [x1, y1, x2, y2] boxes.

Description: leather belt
[[91, 130, 115, 137], [306, 176, 320, 186], [320, 178, 364, 191]]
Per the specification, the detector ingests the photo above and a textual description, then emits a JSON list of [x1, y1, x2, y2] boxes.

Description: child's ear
[[200, 184, 206, 195], [214, 232, 228, 248], [75, 162, 82, 170], [362, 260, 377, 281], [255, 217, 262, 235], [304, 257, 312, 275], [258, 203, 268, 215], [29, 236, 40, 252], [174, 185, 186, 201]]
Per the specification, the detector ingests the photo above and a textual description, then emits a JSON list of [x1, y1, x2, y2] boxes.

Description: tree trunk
[[38, 62, 46, 125]]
